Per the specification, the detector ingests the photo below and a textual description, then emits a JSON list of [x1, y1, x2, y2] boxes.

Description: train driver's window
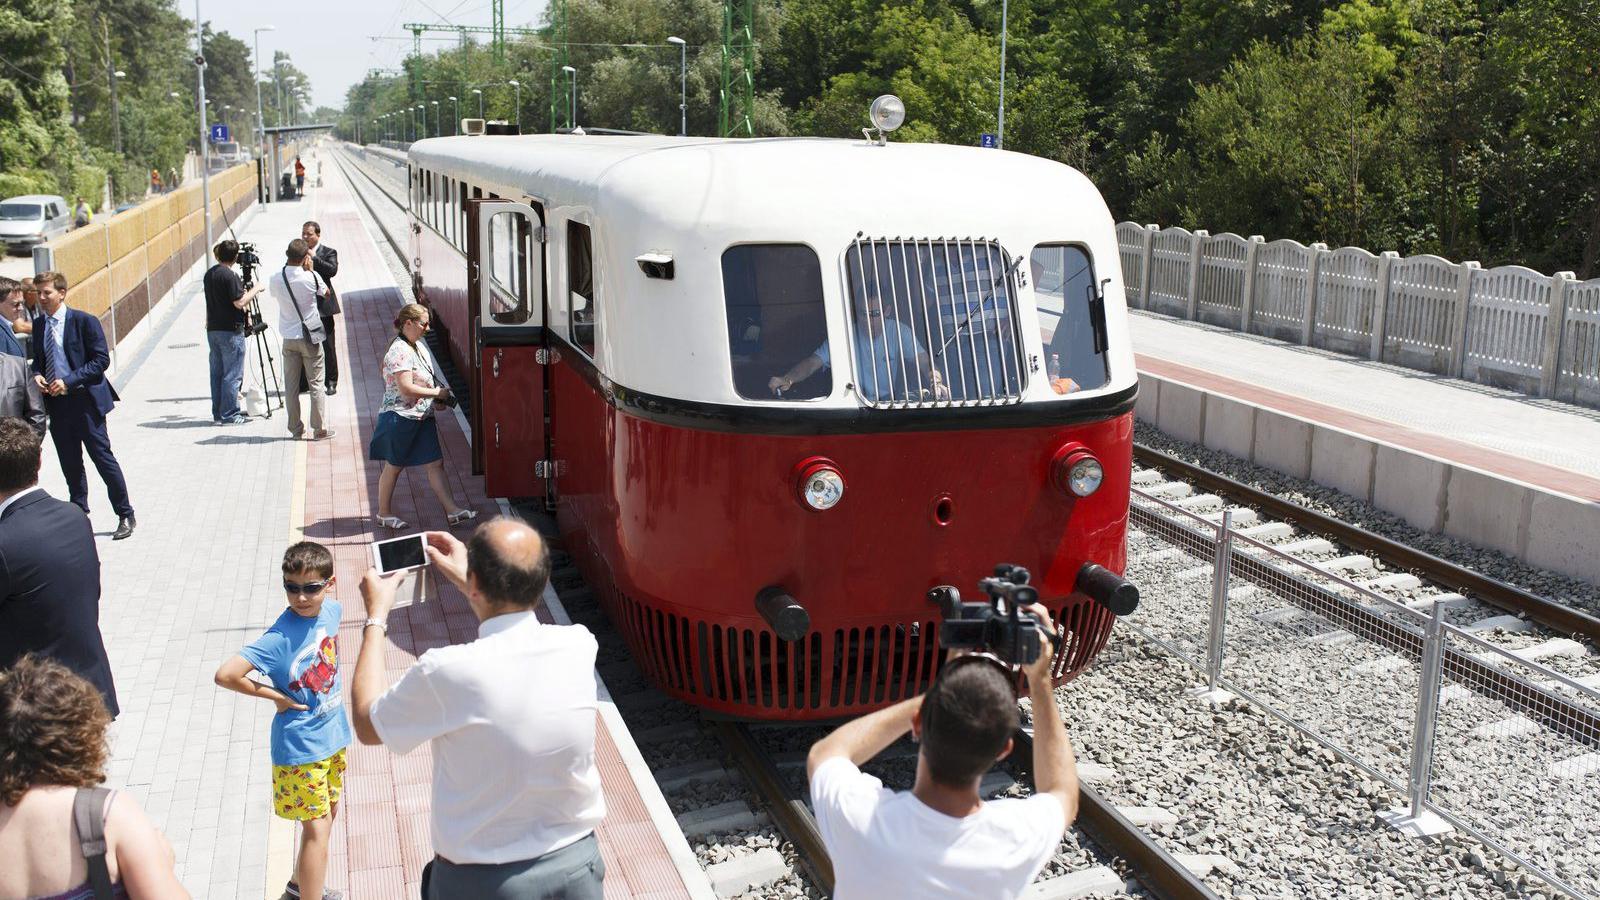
[[568, 222, 597, 356], [1030, 244, 1109, 394], [720, 244, 830, 401], [485, 211, 531, 324]]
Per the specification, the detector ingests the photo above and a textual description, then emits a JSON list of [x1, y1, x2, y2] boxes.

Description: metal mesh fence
[[1428, 627, 1600, 898], [1125, 492, 1216, 669], [1126, 489, 1600, 898]]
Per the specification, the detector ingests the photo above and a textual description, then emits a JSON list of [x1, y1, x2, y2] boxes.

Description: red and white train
[[405, 128, 1140, 720]]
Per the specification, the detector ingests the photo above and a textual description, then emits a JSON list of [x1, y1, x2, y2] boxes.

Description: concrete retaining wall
[[1136, 372, 1600, 586]]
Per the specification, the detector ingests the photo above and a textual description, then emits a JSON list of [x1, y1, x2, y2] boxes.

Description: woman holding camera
[[370, 304, 478, 529]]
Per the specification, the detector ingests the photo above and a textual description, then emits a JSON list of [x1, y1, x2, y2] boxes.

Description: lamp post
[[418, 104, 427, 140], [666, 36, 686, 136], [448, 96, 458, 135], [569, 64, 582, 129], [194, 0, 211, 249], [283, 75, 298, 127], [110, 70, 126, 154], [253, 26, 274, 158], [471, 88, 482, 119], [431, 100, 441, 137], [508, 79, 521, 133]]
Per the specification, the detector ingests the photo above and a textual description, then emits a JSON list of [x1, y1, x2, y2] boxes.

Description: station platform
[[46, 152, 708, 899], [1130, 311, 1600, 584]]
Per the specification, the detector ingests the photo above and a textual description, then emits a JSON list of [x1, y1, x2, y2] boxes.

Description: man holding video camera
[[806, 603, 1078, 900], [204, 240, 266, 425]]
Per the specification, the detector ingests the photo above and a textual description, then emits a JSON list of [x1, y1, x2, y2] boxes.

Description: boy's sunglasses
[[283, 580, 330, 596]]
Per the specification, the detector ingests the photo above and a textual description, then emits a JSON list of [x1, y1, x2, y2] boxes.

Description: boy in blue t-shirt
[[215, 541, 352, 900]]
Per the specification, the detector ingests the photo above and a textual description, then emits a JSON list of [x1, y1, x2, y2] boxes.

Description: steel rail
[[1133, 443, 1600, 645], [713, 721, 835, 894], [1011, 729, 1221, 900]]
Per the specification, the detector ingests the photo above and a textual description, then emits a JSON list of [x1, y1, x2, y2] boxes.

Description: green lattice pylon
[[719, 0, 755, 136], [548, 0, 571, 131]]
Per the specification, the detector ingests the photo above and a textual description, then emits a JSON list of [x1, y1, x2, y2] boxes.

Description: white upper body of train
[[407, 133, 1137, 414]]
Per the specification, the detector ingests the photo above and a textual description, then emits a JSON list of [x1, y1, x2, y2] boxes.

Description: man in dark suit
[[0, 417, 119, 716], [0, 276, 27, 359], [302, 221, 340, 395], [31, 271, 135, 540]]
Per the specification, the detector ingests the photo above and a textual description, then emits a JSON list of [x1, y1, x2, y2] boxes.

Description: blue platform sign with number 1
[[979, 133, 997, 148], [209, 124, 229, 143]]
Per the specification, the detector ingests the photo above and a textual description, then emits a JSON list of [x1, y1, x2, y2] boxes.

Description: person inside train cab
[[768, 281, 949, 402]]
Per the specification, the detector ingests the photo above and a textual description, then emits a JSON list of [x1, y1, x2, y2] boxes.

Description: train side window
[[444, 178, 454, 245], [568, 221, 596, 356], [721, 244, 830, 401], [1030, 244, 1109, 394], [486, 211, 531, 324]]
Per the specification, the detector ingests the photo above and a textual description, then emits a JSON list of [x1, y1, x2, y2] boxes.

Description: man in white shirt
[[350, 518, 606, 899], [267, 238, 334, 440], [806, 607, 1079, 900]]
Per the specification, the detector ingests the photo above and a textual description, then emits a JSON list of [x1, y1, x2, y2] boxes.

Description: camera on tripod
[[929, 565, 1049, 666], [234, 241, 271, 336]]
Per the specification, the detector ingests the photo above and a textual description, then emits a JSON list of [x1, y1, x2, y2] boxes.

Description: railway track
[[334, 140, 1232, 899]]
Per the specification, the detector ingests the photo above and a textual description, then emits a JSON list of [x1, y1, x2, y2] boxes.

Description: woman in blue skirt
[[370, 304, 478, 529]]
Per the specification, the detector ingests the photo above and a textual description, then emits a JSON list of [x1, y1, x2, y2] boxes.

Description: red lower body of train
[[415, 217, 1135, 721]]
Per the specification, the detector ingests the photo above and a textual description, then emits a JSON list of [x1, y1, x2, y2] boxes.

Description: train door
[[470, 197, 548, 499]]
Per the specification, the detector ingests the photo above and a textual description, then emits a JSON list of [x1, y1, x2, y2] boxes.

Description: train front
[[580, 140, 1139, 720]]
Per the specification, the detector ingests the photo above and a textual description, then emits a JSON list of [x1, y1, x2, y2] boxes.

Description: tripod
[[242, 273, 282, 418]]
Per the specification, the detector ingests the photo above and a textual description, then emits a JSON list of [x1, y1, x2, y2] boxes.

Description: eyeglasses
[[409, 320, 430, 330], [283, 580, 330, 596]]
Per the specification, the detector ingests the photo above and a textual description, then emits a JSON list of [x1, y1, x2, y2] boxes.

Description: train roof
[[406, 134, 1112, 236]]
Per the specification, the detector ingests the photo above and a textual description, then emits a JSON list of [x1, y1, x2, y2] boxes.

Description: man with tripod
[[205, 240, 266, 425]]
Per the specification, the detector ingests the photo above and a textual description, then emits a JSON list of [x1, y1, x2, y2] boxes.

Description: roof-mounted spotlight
[[862, 94, 905, 146]]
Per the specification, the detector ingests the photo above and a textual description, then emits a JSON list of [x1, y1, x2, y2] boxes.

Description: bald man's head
[[466, 517, 552, 609]]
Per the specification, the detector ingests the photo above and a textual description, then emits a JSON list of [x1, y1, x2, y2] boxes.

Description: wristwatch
[[363, 618, 389, 634]]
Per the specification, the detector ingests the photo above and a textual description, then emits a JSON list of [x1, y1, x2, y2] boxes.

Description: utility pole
[[254, 27, 274, 160], [195, 0, 211, 251], [103, 17, 123, 155], [996, 0, 1008, 149]]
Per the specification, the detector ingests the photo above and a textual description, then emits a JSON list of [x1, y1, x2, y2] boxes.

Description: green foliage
[[344, 0, 1597, 273]]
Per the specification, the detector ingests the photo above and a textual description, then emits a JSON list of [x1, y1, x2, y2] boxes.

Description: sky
[[204, 0, 548, 111]]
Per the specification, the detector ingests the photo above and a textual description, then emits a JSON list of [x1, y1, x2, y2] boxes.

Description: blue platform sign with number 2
[[979, 133, 997, 148]]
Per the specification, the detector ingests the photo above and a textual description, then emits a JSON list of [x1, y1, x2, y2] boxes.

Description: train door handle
[[495, 423, 501, 448], [493, 349, 501, 378]]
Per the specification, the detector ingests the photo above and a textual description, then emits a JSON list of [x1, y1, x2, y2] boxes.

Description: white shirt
[[268, 265, 322, 340], [0, 486, 44, 520], [369, 611, 605, 864], [810, 757, 1066, 900]]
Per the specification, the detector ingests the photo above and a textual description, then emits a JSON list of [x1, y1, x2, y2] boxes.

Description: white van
[[0, 195, 72, 254]]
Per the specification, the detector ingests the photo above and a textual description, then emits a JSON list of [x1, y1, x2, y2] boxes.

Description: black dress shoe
[[112, 516, 135, 540], [326, 382, 338, 396]]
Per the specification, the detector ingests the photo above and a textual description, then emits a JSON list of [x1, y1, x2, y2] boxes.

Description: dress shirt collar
[[46, 304, 67, 327], [477, 609, 538, 639], [0, 485, 44, 520]]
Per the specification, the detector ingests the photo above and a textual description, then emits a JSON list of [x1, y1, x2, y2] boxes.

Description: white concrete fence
[[1116, 223, 1600, 407]]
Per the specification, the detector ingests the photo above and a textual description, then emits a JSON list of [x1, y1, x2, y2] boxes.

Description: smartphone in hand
[[372, 533, 429, 574]]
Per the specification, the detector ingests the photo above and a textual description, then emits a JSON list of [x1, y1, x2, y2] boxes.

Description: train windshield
[[843, 238, 1026, 407], [721, 244, 831, 401], [1031, 245, 1109, 394]]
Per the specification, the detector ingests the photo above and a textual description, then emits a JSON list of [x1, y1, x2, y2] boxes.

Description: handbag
[[389, 337, 454, 414], [73, 787, 117, 900], [280, 267, 326, 345]]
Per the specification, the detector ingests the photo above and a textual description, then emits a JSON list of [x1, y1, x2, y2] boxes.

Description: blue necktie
[[44, 316, 68, 386]]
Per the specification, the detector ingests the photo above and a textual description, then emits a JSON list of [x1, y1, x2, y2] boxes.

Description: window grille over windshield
[[844, 236, 1027, 408]]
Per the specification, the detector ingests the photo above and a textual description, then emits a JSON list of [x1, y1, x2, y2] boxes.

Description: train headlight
[[1052, 446, 1104, 498], [796, 459, 846, 511]]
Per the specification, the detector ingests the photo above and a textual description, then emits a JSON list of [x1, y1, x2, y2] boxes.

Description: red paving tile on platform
[[305, 155, 695, 898]]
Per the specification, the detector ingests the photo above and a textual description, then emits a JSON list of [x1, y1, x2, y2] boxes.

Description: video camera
[[235, 241, 270, 336], [929, 564, 1048, 667]]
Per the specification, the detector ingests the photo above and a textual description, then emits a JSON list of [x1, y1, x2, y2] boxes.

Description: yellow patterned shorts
[[271, 748, 346, 821]]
